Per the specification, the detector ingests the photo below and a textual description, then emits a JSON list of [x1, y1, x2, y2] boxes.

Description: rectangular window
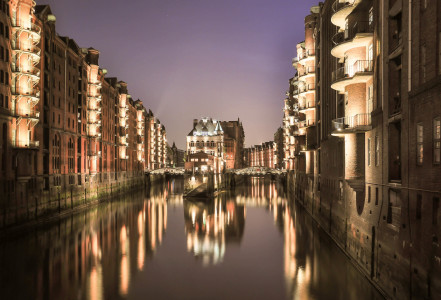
[[417, 123, 424, 165], [375, 135, 380, 166], [434, 118, 440, 164], [368, 138, 371, 166], [416, 194, 422, 220]]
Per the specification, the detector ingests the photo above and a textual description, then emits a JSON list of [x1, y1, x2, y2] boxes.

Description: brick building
[[244, 141, 275, 168], [284, 1, 441, 299], [219, 119, 245, 169], [0, 1, 168, 226]]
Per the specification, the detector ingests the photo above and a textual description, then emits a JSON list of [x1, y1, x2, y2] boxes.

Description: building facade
[[244, 142, 275, 168], [219, 119, 245, 170], [284, 1, 441, 299], [186, 117, 224, 173], [0, 2, 168, 227]]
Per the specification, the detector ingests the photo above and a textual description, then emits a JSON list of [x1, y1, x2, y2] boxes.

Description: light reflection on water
[[0, 178, 383, 300]]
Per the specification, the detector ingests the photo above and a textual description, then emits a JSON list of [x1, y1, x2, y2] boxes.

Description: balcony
[[11, 43, 41, 60], [298, 101, 316, 112], [12, 88, 40, 104], [331, 0, 358, 29], [15, 108, 40, 120], [12, 140, 39, 150], [87, 94, 102, 102], [292, 57, 298, 68], [88, 82, 102, 88], [331, 22, 374, 59], [11, 21, 41, 40], [298, 83, 316, 96], [298, 49, 316, 64], [11, 66, 40, 81], [298, 66, 316, 79], [331, 113, 372, 135], [298, 119, 316, 129], [331, 60, 373, 92]]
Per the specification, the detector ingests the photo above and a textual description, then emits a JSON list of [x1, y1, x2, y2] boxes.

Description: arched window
[[211, 141, 215, 147]]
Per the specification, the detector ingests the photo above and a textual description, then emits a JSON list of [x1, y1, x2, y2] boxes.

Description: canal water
[[0, 178, 383, 300]]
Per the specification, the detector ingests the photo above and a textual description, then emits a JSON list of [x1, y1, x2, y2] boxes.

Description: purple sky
[[41, 0, 312, 149]]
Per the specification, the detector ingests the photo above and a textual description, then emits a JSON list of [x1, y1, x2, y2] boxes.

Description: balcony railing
[[299, 66, 316, 77], [332, 21, 374, 46], [11, 65, 41, 78], [332, 113, 372, 132], [298, 101, 316, 110], [12, 88, 40, 98], [298, 119, 316, 128], [299, 49, 316, 61], [12, 140, 39, 149], [332, 60, 373, 82], [332, 0, 356, 13], [298, 83, 316, 94], [11, 21, 41, 36], [15, 108, 40, 119]]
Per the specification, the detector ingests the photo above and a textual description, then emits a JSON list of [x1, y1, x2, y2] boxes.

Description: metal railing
[[12, 140, 39, 149], [332, 60, 373, 82], [15, 108, 39, 119], [299, 101, 316, 110], [332, 113, 371, 132], [333, 21, 374, 46], [11, 21, 41, 35], [332, 0, 356, 13], [298, 119, 316, 128], [11, 65, 40, 77], [12, 88, 40, 97], [298, 49, 316, 61]]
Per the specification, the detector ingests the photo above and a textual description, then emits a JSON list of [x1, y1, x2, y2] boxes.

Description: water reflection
[[0, 178, 382, 300], [184, 197, 245, 266]]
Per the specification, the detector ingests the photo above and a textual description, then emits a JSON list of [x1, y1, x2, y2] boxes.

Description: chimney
[[193, 119, 198, 128]]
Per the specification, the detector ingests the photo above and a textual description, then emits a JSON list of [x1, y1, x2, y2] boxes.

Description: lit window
[[417, 123, 424, 165], [434, 118, 440, 164]]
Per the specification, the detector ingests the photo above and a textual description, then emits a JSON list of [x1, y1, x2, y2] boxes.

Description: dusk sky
[[42, 0, 313, 149]]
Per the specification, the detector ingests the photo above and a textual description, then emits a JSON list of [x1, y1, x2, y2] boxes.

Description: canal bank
[[0, 171, 154, 230], [286, 170, 423, 300]]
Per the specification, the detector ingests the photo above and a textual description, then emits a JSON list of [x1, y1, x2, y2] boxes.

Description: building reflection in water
[[184, 196, 245, 266]]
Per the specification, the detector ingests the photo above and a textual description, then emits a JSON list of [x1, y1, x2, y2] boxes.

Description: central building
[[186, 118, 225, 173]]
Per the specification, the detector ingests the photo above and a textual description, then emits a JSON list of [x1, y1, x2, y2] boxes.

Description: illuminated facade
[[244, 141, 275, 168], [146, 109, 167, 170], [285, 1, 441, 299], [0, 3, 168, 227], [186, 117, 224, 173]]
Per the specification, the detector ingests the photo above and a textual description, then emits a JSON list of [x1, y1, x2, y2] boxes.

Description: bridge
[[227, 167, 286, 176], [146, 167, 185, 176]]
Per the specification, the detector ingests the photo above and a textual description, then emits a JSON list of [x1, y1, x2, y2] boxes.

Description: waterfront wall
[[0, 172, 146, 229], [287, 171, 441, 300]]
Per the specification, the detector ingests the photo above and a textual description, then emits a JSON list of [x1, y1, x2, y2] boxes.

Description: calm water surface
[[0, 178, 383, 300]]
